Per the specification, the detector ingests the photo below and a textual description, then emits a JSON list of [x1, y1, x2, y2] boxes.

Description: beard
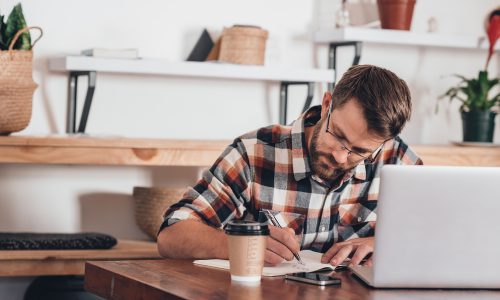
[[308, 121, 352, 184]]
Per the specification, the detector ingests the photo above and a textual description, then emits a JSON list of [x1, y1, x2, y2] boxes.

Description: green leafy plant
[[439, 12, 500, 113], [0, 3, 31, 50], [440, 71, 499, 112]]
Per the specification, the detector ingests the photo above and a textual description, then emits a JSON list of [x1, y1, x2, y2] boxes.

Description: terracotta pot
[[377, 0, 416, 30]]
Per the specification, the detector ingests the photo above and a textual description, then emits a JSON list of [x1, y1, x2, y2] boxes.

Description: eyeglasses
[[325, 106, 384, 165]]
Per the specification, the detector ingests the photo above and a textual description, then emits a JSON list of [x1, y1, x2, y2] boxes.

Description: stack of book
[[81, 48, 139, 59]]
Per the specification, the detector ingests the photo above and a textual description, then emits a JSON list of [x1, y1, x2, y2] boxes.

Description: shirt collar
[[290, 105, 368, 183], [290, 107, 315, 182], [352, 164, 367, 181]]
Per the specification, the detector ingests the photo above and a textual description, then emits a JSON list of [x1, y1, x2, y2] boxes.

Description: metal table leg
[[279, 82, 315, 125], [328, 41, 362, 91], [67, 73, 78, 133], [66, 71, 97, 134]]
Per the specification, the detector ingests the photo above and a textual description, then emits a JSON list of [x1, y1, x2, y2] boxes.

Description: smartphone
[[285, 272, 341, 286]]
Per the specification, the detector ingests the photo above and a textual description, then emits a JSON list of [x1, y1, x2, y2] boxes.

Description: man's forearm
[[157, 220, 228, 259]]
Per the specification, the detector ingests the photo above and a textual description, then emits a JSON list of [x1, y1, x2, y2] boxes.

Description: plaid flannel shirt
[[161, 106, 423, 252]]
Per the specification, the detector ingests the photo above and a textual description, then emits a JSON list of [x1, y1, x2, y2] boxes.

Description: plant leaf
[[0, 14, 7, 50], [451, 74, 469, 82], [439, 87, 458, 99], [489, 91, 500, 106], [486, 14, 500, 70], [5, 4, 31, 50], [0, 15, 6, 50]]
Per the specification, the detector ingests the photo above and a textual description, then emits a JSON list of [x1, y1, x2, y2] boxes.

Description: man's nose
[[332, 148, 349, 164]]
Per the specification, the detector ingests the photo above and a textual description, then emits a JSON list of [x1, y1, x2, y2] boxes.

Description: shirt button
[[320, 226, 326, 232], [358, 217, 362, 222]]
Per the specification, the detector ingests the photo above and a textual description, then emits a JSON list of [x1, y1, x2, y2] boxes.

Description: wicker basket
[[0, 27, 42, 135], [132, 186, 186, 240], [219, 25, 268, 65]]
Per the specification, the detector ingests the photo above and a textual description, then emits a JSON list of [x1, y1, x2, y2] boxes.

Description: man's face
[[309, 98, 385, 184]]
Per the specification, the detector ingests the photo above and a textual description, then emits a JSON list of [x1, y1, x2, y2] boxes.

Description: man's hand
[[265, 226, 300, 265], [321, 237, 374, 267]]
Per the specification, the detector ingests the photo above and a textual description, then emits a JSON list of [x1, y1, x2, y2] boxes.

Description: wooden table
[[84, 259, 500, 300]]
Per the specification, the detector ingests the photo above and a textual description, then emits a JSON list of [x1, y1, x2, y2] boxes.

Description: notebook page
[[193, 250, 335, 277]]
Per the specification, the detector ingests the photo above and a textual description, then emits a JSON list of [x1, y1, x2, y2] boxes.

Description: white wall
[[0, 0, 499, 297]]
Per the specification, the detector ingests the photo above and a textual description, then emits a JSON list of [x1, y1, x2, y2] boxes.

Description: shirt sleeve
[[158, 138, 253, 233]]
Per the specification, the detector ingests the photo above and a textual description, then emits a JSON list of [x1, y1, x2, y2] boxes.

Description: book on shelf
[[186, 29, 214, 62], [81, 48, 139, 59]]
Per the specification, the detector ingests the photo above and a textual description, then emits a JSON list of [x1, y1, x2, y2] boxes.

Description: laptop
[[350, 165, 500, 289]]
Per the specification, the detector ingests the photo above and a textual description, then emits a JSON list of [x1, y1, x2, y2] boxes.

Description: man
[[157, 65, 423, 267]]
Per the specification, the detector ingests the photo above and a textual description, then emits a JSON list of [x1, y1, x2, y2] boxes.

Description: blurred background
[[0, 0, 498, 298]]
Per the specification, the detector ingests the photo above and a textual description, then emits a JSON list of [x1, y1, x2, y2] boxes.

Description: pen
[[262, 210, 305, 265]]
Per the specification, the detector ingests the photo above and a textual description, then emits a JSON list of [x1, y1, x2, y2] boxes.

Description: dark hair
[[331, 64, 412, 139]]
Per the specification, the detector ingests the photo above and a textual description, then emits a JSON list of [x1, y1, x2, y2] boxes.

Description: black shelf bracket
[[67, 71, 96, 133], [279, 82, 315, 125], [328, 41, 362, 91]]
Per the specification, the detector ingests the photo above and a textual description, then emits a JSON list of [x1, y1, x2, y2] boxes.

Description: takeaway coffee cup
[[225, 220, 269, 282]]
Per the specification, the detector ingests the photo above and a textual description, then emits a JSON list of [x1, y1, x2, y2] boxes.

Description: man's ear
[[320, 91, 333, 119]]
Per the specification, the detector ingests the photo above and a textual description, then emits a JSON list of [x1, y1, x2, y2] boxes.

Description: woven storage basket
[[0, 27, 42, 135], [219, 25, 268, 65], [133, 187, 186, 240]]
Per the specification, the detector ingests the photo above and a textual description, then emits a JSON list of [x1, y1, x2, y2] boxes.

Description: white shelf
[[49, 56, 334, 83], [314, 27, 497, 50]]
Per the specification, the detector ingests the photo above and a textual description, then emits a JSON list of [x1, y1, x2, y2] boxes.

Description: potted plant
[[0, 4, 31, 50], [0, 3, 42, 135], [377, 0, 416, 31], [439, 10, 500, 143]]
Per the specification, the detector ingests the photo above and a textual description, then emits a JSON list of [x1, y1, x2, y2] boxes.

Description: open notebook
[[194, 250, 335, 276]]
